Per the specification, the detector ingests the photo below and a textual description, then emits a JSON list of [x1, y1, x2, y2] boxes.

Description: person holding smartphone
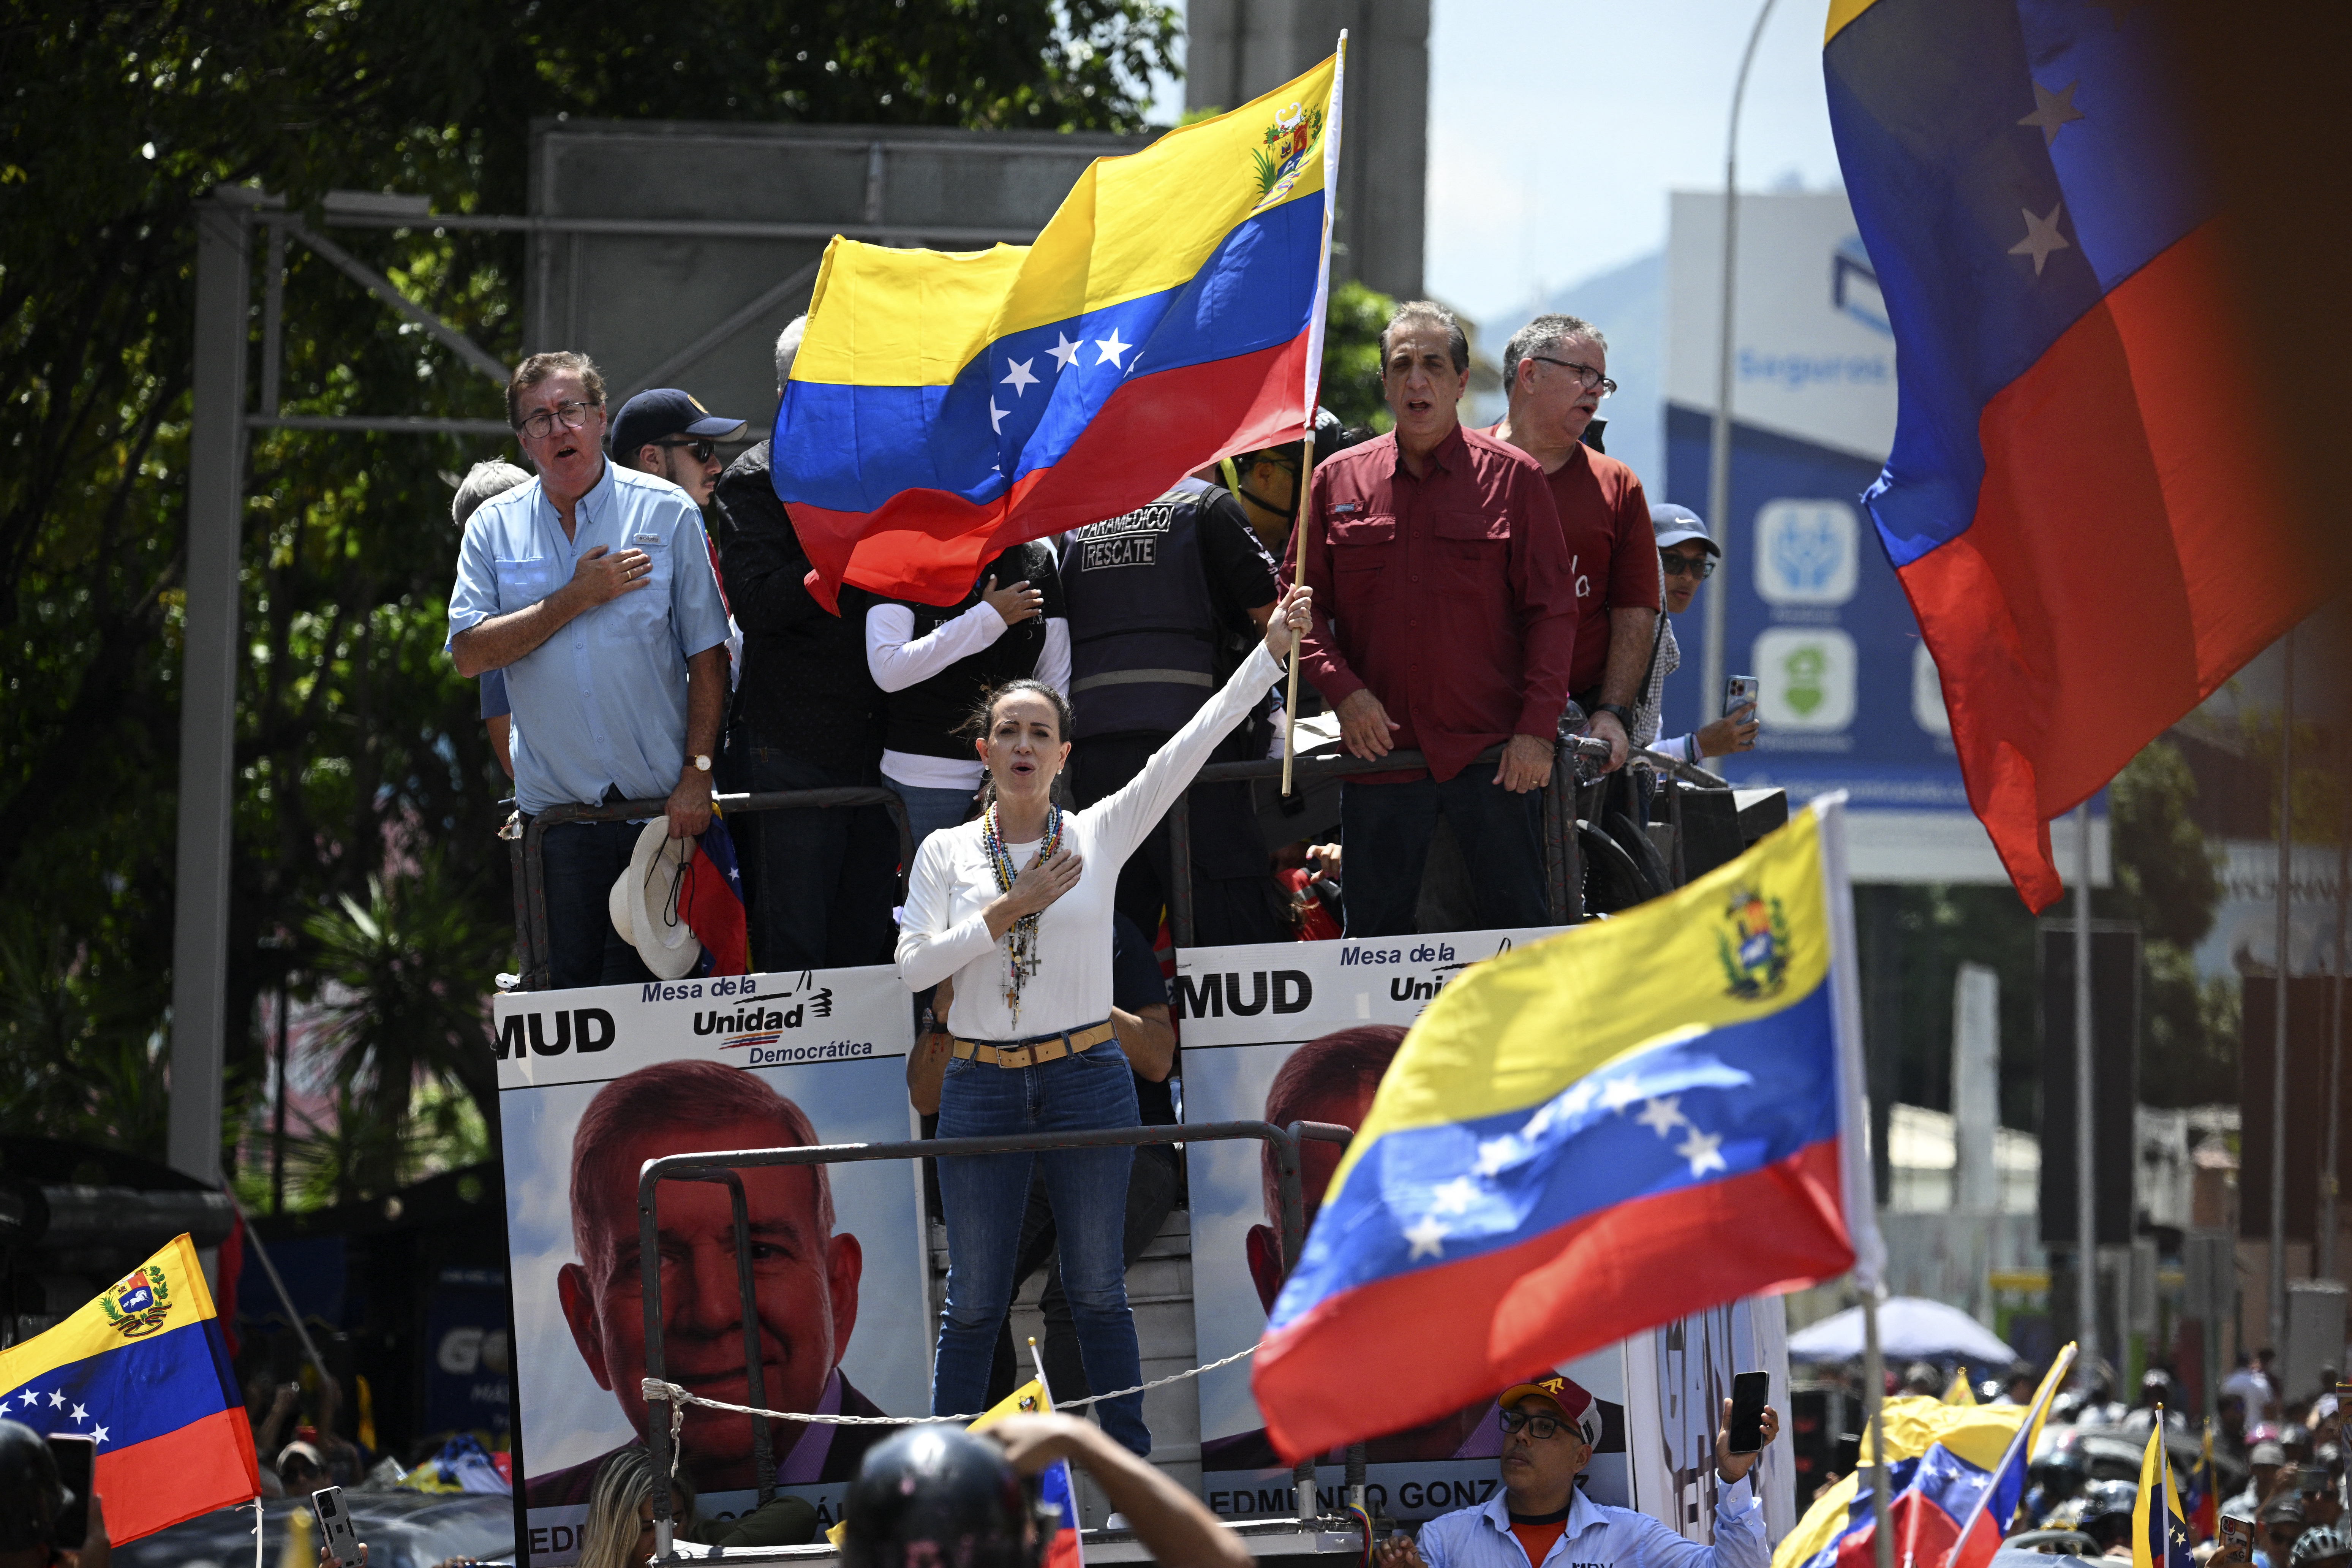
[[1635, 506, 1759, 768], [0, 1421, 107, 1568], [1376, 1373, 1779, 1568]]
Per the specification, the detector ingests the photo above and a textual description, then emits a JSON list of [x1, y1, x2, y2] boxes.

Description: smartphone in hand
[[1725, 675, 1760, 722], [1727, 1371, 1770, 1454], [46, 1434, 93, 1546], [312, 1485, 364, 1566]]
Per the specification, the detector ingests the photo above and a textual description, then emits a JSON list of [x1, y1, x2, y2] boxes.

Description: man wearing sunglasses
[[1381, 1373, 1777, 1568], [610, 387, 748, 512], [1636, 505, 1759, 767], [1489, 316, 1661, 777]]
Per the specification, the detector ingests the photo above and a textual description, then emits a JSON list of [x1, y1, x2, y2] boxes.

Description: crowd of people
[[439, 297, 1772, 1492]]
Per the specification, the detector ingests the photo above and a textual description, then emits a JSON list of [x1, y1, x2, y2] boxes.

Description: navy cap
[[1651, 503, 1719, 556], [608, 389, 747, 462]]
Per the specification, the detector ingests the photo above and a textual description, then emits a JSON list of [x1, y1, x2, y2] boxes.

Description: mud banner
[[493, 968, 925, 1566]]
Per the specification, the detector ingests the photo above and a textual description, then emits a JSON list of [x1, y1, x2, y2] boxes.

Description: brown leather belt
[[952, 1020, 1116, 1069]]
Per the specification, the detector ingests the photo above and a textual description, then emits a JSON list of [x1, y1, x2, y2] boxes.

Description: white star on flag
[[0, 1396, 11, 1414], [1430, 1176, 1480, 1216], [1558, 1080, 1599, 1119], [1046, 332, 1083, 372], [1676, 1127, 1728, 1178], [47, 1389, 64, 1409], [69, 1405, 87, 1423], [989, 400, 1009, 434], [1094, 328, 1131, 368], [2009, 202, 2072, 275], [1473, 1135, 1522, 1178], [2017, 79, 2083, 146], [1636, 1096, 1687, 1138], [1599, 1078, 1643, 1113], [1404, 1214, 1449, 1260], [89, 1425, 107, 1446], [1001, 357, 1038, 396]]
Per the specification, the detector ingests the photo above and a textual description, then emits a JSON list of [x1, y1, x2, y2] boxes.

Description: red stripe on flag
[[795, 331, 1315, 609], [1253, 1140, 1852, 1464], [93, 1405, 260, 1545], [1897, 218, 2329, 910]]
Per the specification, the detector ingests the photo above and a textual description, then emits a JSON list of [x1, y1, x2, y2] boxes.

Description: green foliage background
[[0, 0, 1180, 1203]]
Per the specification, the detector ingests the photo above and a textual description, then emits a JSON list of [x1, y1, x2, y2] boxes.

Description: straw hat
[[610, 818, 702, 979]]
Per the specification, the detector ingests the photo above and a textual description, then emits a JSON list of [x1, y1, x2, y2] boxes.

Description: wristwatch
[[691, 754, 713, 773], [1592, 703, 1636, 731]]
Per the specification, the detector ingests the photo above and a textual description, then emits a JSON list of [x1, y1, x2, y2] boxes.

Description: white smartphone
[[312, 1485, 364, 1565]]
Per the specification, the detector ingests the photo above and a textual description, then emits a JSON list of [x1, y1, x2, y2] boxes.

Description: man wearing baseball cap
[[1635, 504, 1757, 769], [1378, 1372, 1778, 1568], [610, 388, 748, 512]]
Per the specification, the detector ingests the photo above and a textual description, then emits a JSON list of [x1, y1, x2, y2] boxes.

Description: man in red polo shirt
[[1293, 301, 1580, 937], [1489, 315, 1660, 772]]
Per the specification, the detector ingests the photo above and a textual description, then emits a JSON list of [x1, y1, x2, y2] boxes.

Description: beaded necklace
[[980, 800, 1065, 1023]]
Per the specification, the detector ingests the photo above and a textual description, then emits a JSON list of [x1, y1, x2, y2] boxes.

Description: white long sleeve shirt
[[1417, 1476, 1767, 1568], [896, 640, 1282, 1039], [865, 602, 1071, 790]]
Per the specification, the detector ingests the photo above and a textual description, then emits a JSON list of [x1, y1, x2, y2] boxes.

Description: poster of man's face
[[1173, 929, 1569, 1519], [495, 972, 927, 1565]]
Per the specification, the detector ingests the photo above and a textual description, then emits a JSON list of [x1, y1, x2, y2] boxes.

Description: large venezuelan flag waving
[[1253, 799, 1883, 1463], [0, 1234, 260, 1544], [1824, 0, 2347, 912], [776, 49, 1344, 609]]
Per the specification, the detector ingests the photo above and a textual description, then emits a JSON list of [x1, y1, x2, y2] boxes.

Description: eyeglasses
[[656, 438, 720, 463], [515, 399, 604, 440], [1528, 356, 1619, 397], [1498, 1409, 1572, 1441], [1660, 551, 1716, 579]]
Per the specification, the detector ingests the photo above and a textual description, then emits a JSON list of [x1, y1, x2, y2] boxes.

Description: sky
[[1149, 0, 1849, 328]]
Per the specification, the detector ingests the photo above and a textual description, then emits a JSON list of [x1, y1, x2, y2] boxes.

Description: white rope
[[640, 1340, 1260, 1427]]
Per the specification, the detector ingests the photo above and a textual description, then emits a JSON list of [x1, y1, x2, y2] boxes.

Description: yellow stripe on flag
[[0, 1234, 220, 1386], [969, 1377, 1051, 1431]]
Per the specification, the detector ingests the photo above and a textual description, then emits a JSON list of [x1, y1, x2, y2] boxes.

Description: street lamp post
[[1701, 0, 1780, 728]]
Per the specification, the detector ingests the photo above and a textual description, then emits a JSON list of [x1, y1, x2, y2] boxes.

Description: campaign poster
[[1629, 1299, 1798, 1543], [494, 967, 927, 1567], [1176, 928, 1592, 1523]]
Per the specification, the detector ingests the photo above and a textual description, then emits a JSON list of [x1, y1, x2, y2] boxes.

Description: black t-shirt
[[1110, 912, 1177, 1127], [1193, 490, 1281, 682]]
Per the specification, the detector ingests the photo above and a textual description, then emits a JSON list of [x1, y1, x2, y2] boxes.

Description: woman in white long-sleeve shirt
[[865, 539, 1071, 850], [896, 582, 1312, 1453]]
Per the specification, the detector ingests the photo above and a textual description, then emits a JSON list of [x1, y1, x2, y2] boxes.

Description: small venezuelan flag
[[1253, 798, 1882, 1462], [2132, 1417, 2196, 1568], [776, 47, 1345, 609], [969, 1378, 1080, 1568], [0, 1234, 261, 1543]]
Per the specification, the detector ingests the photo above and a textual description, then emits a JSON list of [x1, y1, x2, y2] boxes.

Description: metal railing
[[509, 787, 915, 991], [1169, 738, 1606, 945], [634, 1119, 1354, 1555]]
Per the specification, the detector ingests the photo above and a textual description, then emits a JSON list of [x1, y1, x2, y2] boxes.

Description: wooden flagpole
[[1280, 431, 1316, 797]]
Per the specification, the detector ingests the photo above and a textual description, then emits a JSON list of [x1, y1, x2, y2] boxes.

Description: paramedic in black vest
[[862, 538, 1070, 850], [1062, 477, 1288, 946]]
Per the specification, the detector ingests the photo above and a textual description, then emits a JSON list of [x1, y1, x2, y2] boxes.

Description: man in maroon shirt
[[1293, 302, 1581, 937], [1489, 314, 1660, 772]]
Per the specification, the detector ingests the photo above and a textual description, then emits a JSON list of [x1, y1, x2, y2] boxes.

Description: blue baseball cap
[[1651, 503, 1719, 556], [608, 389, 747, 461]]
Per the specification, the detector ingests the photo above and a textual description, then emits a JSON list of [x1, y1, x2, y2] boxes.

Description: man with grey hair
[[1489, 314, 1659, 774], [711, 316, 896, 972], [452, 459, 531, 778], [1294, 300, 1579, 936]]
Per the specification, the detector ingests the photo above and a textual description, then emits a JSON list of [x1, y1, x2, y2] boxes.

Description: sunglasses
[[655, 438, 721, 463], [1498, 1408, 1575, 1441], [1661, 551, 1717, 579]]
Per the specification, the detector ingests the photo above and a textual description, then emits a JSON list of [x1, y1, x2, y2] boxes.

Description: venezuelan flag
[[1775, 1350, 2072, 1568], [1252, 799, 1881, 1461], [2132, 1417, 2195, 1568], [776, 49, 1344, 609], [970, 1377, 1079, 1568], [0, 1234, 260, 1544], [1823, 0, 2347, 911]]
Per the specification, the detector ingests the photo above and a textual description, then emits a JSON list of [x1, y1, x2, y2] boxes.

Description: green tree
[[1320, 278, 1396, 433], [0, 0, 1182, 1187]]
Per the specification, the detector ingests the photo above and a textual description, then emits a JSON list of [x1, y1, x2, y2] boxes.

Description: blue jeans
[[934, 1041, 1149, 1454], [889, 779, 979, 856], [538, 818, 658, 989], [723, 740, 899, 973], [1339, 771, 1548, 937]]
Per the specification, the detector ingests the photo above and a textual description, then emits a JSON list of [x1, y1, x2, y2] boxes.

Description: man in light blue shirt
[[448, 352, 731, 988], [1380, 1373, 1778, 1568]]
